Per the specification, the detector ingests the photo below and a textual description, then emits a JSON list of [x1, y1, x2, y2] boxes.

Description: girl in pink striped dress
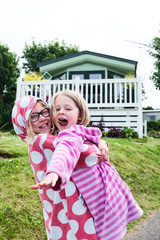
[[34, 90, 143, 240]]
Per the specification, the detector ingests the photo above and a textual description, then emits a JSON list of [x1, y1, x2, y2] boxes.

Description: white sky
[[1, 0, 160, 108]]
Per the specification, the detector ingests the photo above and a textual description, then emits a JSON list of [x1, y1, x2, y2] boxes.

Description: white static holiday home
[[16, 51, 143, 137]]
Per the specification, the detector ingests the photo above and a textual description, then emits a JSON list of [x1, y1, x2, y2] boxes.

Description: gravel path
[[125, 210, 160, 240]]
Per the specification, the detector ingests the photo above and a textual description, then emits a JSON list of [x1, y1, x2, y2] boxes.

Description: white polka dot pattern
[[37, 170, 45, 182], [13, 124, 24, 135], [84, 218, 96, 234], [81, 144, 88, 152], [44, 149, 54, 166], [30, 151, 43, 164], [69, 220, 79, 234], [85, 153, 98, 167], [50, 226, 62, 240], [43, 208, 48, 221], [46, 189, 55, 201], [17, 114, 25, 127], [39, 134, 47, 149], [25, 109, 32, 121], [72, 200, 87, 215], [12, 105, 17, 118], [43, 200, 53, 213], [58, 209, 68, 224], [65, 181, 76, 197], [20, 97, 30, 108], [67, 230, 78, 240]]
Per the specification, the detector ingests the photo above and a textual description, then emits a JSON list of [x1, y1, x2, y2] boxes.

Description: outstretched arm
[[31, 125, 102, 191]]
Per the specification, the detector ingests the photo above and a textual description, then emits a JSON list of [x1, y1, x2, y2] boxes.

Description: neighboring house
[[143, 110, 160, 121], [16, 50, 143, 137]]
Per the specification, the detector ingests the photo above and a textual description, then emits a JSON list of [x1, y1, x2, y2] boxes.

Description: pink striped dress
[[48, 124, 143, 240]]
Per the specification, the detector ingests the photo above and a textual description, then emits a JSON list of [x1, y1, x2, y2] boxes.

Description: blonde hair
[[51, 90, 90, 127], [27, 100, 55, 145]]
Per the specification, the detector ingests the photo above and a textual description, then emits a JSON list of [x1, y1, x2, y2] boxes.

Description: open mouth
[[39, 123, 48, 129], [58, 119, 68, 126]]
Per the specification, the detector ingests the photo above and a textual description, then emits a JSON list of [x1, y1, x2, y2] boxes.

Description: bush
[[106, 127, 123, 138], [147, 120, 160, 138], [106, 126, 138, 138], [102, 131, 108, 137], [122, 127, 138, 138], [147, 120, 160, 132], [0, 103, 14, 130]]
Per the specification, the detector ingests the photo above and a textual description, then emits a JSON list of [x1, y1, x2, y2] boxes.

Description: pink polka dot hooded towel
[[11, 95, 101, 240], [12, 96, 43, 142]]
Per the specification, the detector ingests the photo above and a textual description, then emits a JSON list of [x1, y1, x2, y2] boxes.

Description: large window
[[69, 70, 105, 80]]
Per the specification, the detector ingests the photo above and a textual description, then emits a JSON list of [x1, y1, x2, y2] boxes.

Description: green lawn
[[0, 132, 160, 239]]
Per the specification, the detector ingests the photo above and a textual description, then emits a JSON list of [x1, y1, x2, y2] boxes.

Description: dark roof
[[37, 50, 137, 68]]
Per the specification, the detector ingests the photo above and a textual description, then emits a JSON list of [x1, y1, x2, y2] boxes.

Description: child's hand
[[98, 140, 109, 162], [31, 173, 59, 190]]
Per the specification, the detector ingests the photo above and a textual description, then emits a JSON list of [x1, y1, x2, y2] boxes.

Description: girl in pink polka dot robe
[[32, 90, 143, 240], [12, 95, 107, 240]]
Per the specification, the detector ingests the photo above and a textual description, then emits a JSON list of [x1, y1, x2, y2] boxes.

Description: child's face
[[53, 94, 81, 131], [31, 102, 52, 134]]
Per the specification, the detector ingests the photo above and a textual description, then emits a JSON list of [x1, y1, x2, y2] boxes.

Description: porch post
[[16, 77, 22, 101], [137, 76, 143, 138]]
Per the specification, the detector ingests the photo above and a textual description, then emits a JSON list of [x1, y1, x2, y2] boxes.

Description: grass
[[0, 132, 47, 240], [104, 136, 160, 232], [0, 132, 160, 239]]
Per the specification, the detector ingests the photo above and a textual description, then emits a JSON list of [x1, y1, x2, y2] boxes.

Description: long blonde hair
[[51, 90, 90, 127]]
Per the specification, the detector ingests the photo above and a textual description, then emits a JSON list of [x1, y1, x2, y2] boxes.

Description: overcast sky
[[1, 0, 160, 108]]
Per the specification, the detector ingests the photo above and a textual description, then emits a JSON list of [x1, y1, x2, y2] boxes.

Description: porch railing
[[16, 77, 142, 108], [16, 77, 143, 137]]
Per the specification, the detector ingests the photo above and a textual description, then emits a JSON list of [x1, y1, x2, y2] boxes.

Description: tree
[[0, 43, 20, 129], [143, 106, 154, 110], [149, 36, 160, 90], [22, 39, 79, 73]]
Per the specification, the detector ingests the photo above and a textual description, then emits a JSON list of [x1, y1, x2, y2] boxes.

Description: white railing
[[16, 77, 143, 137], [16, 77, 142, 108]]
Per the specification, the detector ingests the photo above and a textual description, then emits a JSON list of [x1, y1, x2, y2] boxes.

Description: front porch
[[16, 77, 143, 137]]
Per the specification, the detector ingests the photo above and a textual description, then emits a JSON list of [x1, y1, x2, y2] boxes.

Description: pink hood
[[12, 96, 44, 142]]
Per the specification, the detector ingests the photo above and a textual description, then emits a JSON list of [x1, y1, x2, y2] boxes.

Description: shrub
[[106, 126, 138, 138], [122, 127, 138, 138], [106, 127, 123, 138], [147, 120, 160, 131]]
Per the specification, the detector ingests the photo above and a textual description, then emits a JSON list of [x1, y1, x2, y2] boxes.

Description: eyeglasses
[[30, 108, 50, 123]]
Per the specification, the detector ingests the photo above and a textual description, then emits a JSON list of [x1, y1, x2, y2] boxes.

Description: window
[[149, 115, 156, 121], [69, 71, 105, 79], [108, 71, 124, 79], [52, 73, 66, 80], [71, 74, 84, 80]]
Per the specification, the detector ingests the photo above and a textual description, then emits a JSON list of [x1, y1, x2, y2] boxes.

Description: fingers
[[31, 173, 59, 190], [31, 184, 39, 190], [99, 140, 109, 161]]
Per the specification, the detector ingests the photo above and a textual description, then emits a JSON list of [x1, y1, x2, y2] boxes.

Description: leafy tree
[[22, 39, 79, 73], [149, 36, 160, 90], [0, 43, 20, 129], [143, 106, 154, 110]]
